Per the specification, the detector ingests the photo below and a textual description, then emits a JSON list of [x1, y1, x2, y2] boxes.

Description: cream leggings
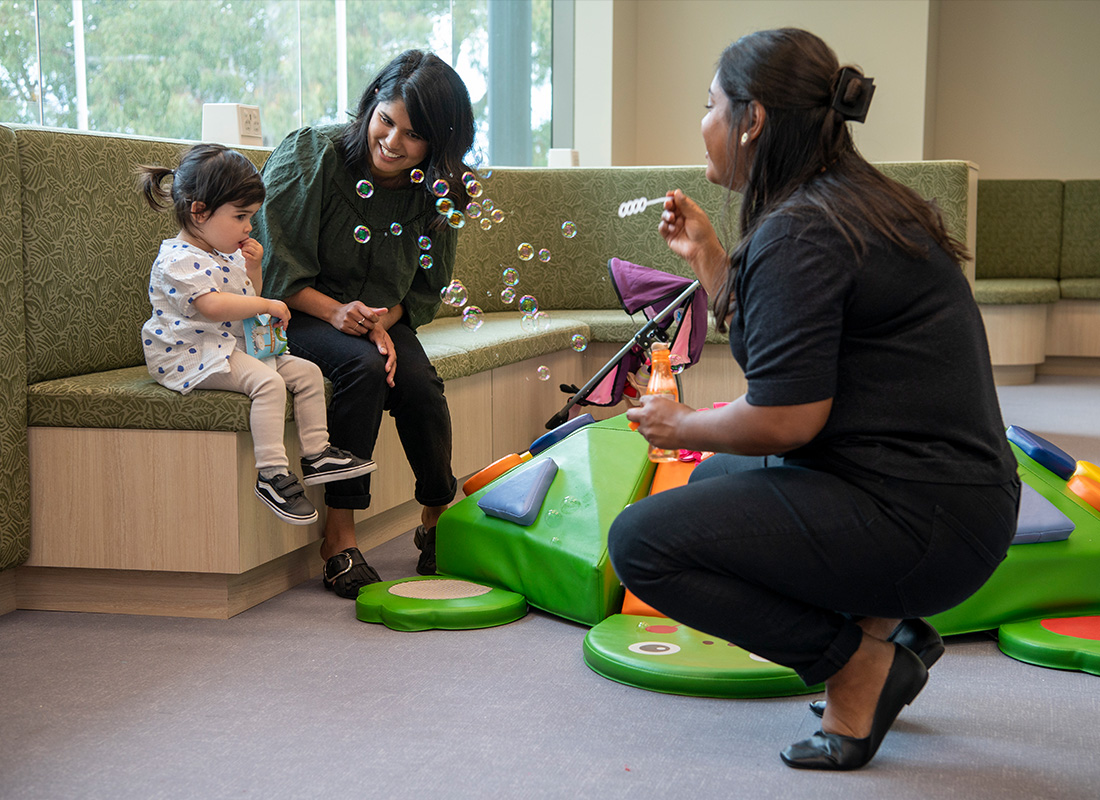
[[196, 349, 329, 474]]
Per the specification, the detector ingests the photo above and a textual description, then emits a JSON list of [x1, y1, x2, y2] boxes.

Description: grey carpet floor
[[2, 375, 1100, 799]]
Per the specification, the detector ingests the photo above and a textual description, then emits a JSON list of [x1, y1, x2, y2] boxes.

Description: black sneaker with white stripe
[[255, 472, 318, 525], [300, 446, 377, 486]]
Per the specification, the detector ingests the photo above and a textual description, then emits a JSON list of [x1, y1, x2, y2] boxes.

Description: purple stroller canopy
[[579, 258, 709, 407]]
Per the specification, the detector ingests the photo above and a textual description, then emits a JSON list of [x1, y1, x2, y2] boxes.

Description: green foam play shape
[[997, 616, 1100, 675], [355, 577, 527, 631], [930, 442, 1100, 635], [583, 614, 821, 698], [438, 413, 654, 626]]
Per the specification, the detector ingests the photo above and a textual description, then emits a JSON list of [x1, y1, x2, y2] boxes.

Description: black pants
[[287, 314, 457, 511], [607, 454, 1019, 686]]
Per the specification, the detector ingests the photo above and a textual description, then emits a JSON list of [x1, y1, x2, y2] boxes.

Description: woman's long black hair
[[341, 50, 476, 225], [711, 28, 969, 330]]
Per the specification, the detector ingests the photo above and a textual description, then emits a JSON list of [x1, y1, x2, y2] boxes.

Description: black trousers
[[608, 454, 1019, 685], [286, 314, 457, 511]]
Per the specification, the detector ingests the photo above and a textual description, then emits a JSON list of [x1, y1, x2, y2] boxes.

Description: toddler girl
[[137, 144, 375, 525]]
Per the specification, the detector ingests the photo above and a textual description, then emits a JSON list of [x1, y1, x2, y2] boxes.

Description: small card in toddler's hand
[[243, 314, 289, 359]]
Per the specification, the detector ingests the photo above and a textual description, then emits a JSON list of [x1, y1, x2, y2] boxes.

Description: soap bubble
[[410, 169, 425, 184], [465, 201, 482, 219], [353, 225, 371, 244], [447, 210, 466, 229], [502, 267, 519, 286], [431, 178, 449, 197], [462, 306, 484, 331], [466, 180, 484, 198], [537, 365, 551, 381], [571, 334, 588, 352], [490, 209, 505, 223], [389, 222, 403, 236], [520, 313, 537, 333], [356, 179, 374, 199], [418, 235, 432, 250], [562, 495, 582, 514], [479, 218, 492, 230], [533, 310, 551, 331], [538, 248, 551, 262], [461, 170, 476, 185], [518, 294, 538, 314], [440, 280, 468, 307], [517, 243, 534, 261], [561, 221, 578, 238], [435, 197, 455, 216], [546, 509, 562, 527], [501, 287, 516, 303], [419, 254, 433, 269], [482, 199, 495, 212]]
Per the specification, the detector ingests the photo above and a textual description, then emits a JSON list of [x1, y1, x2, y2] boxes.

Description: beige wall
[[575, 0, 1100, 180], [931, 0, 1100, 179], [576, 0, 934, 166]]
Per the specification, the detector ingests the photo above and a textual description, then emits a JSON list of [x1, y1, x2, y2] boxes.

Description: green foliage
[[0, 0, 551, 163]]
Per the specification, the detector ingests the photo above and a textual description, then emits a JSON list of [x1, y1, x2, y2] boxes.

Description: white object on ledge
[[201, 103, 263, 147], [548, 148, 580, 168]]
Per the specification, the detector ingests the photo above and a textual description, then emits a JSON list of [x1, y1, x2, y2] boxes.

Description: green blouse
[[253, 124, 457, 331]]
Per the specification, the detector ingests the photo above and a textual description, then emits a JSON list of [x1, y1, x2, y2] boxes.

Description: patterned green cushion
[[1059, 279, 1100, 300], [876, 161, 973, 248], [975, 180, 1063, 280], [973, 278, 1060, 305], [13, 126, 269, 385], [0, 125, 29, 571], [418, 314, 590, 381], [1060, 181, 1100, 279]]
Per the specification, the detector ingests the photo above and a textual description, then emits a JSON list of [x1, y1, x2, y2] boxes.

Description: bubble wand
[[617, 196, 668, 218]]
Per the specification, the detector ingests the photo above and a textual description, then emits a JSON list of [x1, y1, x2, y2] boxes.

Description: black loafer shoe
[[809, 618, 943, 718], [413, 525, 436, 575], [783, 643, 928, 771], [322, 547, 381, 598]]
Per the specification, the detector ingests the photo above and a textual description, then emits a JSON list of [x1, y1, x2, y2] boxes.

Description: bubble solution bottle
[[645, 341, 680, 463]]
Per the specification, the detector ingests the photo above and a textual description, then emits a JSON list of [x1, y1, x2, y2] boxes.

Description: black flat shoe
[[322, 547, 381, 598], [782, 643, 928, 771], [809, 618, 943, 718], [413, 525, 436, 576]]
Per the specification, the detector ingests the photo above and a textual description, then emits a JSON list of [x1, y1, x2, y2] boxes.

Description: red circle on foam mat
[[645, 625, 679, 634], [1040, 616, 1100, 640]]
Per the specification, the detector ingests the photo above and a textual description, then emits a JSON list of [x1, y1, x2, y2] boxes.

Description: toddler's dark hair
[[135, 143, 265, 235]]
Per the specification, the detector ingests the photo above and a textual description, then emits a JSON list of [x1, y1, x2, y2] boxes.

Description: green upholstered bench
[[1046, 181, 1100, 363], [973, 179, 1064, 384], [0, 125, 28, 613]]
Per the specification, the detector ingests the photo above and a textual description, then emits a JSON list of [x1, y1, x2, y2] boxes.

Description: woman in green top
[[253, 50, 475, 597]]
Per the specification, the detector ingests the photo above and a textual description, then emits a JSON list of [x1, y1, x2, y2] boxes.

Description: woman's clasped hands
[[332, 300, 397, 386]]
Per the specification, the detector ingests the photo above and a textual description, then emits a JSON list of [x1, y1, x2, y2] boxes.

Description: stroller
[[546, 258, 708, 429]]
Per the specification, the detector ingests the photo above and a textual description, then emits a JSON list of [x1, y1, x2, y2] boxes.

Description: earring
[[740, 132, 749, 146]]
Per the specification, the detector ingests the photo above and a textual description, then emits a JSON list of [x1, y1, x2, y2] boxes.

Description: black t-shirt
[[729, 209, 1016, 485]]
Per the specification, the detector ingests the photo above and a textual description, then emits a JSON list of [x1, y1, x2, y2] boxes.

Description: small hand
[[240, 237, 263, 270], [625, 394, 693, 450], [266, 299, 291, 329]]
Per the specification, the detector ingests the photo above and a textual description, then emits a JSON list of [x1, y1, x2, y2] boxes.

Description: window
[[0, 0, 553, 165]]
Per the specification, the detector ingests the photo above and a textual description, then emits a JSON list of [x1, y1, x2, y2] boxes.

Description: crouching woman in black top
[[608, 28, 1019, 771]]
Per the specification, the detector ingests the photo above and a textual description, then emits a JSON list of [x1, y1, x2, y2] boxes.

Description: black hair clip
[[830, 67, 875, 123]]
